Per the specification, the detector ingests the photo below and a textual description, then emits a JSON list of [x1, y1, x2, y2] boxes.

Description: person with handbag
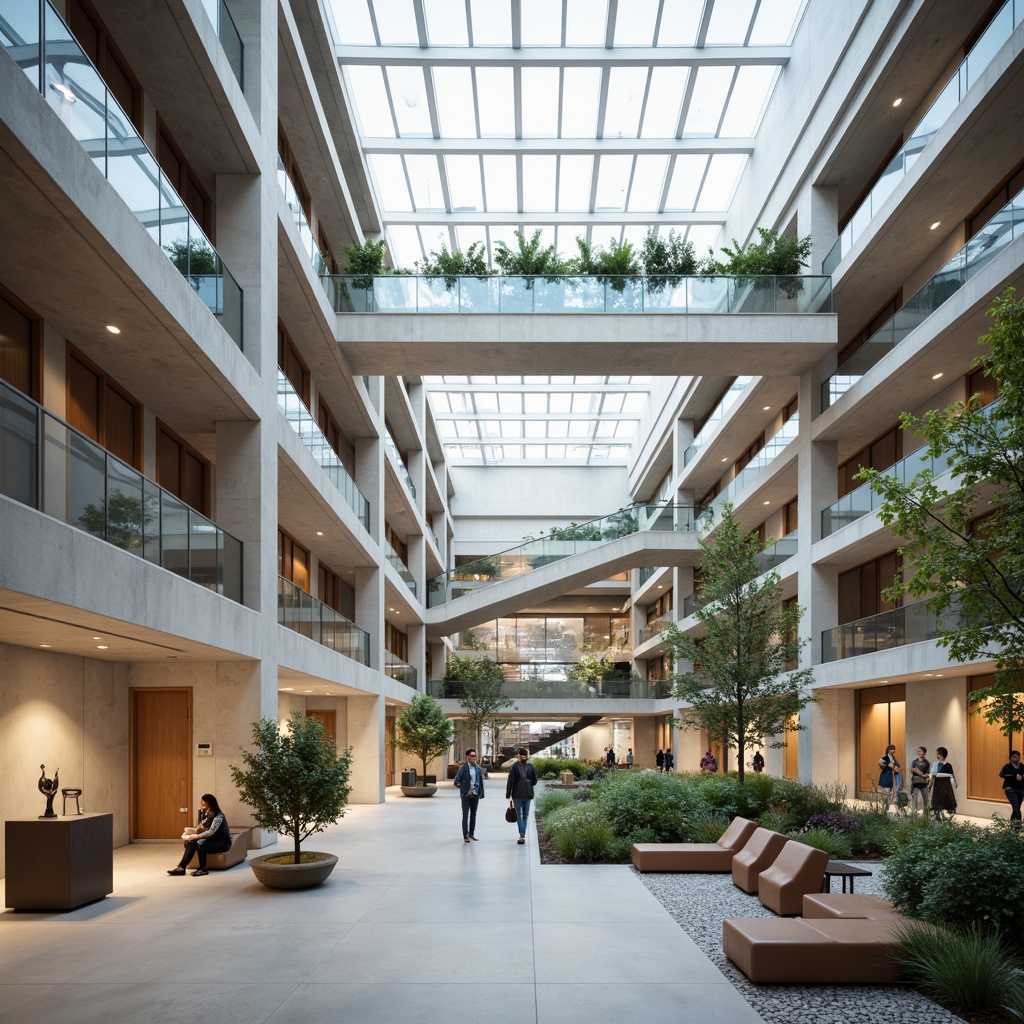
[[506, 747, 538, 845], [452, 749, 484, 843]]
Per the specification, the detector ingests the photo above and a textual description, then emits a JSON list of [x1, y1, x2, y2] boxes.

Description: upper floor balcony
[[197, 0, 244, 90], [427, 677, 672, 701], [821, 595, 962, 663], [277, 576, 370, 666]]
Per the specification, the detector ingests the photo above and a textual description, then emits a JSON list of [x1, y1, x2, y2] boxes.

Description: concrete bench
[[631, 816, 757, 872], [802, 893, 898, 920], [731, 828, 788, 894], [186, 827, 251, 870], [757, 840, 830, 916], [722, 916, 903, 984]]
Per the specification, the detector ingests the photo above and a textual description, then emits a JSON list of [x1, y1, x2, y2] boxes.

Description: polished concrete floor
[[0, 786, 766, 1024]]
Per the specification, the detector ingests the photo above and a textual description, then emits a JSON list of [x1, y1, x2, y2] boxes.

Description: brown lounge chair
[[757, 839, 830, 915], [731, 827, 788, 893], [802, 893, 898, 920], [631, 816, 758, 872]]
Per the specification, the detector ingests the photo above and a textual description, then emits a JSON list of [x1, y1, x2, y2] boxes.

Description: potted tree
[[230, 712, 353, 889], [396, 694, 454, 796]]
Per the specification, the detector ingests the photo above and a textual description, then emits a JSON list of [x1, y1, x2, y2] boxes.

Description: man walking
[[999, 749, 1023, 822], [506, 747, 538, 845], [453, 749, 484, 842]]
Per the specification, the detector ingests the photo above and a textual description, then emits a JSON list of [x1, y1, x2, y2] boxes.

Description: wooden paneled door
[[306, 710, 337, 746], [783, 715, 800, 779], [131, 688, 192, 839]]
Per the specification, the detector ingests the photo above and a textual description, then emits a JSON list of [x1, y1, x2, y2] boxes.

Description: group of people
[[603, 746, 635, 769], [453, 746, 539, 845], [655, 748, 674, 772]]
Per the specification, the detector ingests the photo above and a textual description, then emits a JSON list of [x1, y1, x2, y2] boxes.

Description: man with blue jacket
[[453, 749, 485, 842]]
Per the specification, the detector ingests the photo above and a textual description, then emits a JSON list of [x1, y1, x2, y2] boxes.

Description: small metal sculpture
[[38, 764, 59, 818]]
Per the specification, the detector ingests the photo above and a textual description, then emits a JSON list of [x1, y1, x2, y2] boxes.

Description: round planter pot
[[249, 852, 338, 890], [401, 785, 437, 797]]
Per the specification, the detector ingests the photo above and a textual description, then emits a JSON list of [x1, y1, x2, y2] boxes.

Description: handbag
[[505, 800, 517, 823]]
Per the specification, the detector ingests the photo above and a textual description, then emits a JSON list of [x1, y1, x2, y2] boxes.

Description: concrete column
[[355, 435, 384, 544], [799, 182, 839, 276], [355, 564, 383, 671], [407, 620, 426, 692], [806, 686, 855, 789], [347, 693, 384, 802]]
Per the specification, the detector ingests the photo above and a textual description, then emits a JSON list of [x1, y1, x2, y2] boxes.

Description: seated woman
[[168, 794, 231, 877]]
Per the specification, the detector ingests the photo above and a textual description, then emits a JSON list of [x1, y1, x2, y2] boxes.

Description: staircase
[[517, 715, 604, 756]]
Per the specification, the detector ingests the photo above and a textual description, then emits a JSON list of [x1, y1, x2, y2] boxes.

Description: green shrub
[[791, 827, 852, 860], [534, 789, 575, 818], [544, 803, 618, 862], [530, 756, 596, 780], [883, 820, 1024, 936], [893, 921, 1022, 1012], [592, 771, 693, 842], [756, 808, 797, 833], [686, 810, 731, 844], [802, 780, 849, 817]]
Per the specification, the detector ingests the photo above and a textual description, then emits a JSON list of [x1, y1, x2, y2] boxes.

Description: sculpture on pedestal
[[38, 764, 59, 818]]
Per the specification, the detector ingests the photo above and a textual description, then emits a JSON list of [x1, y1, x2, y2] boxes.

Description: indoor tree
[[417, 240, 491, 288], [860, 288, 1024, 751], [395, 694, 454, 785], [442, 654, 514, 761], [660, 504, 816, 782], [230, 712, 353, 864]]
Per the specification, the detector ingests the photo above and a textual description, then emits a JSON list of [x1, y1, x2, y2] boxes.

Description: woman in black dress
[[930, 747, 957, 821]]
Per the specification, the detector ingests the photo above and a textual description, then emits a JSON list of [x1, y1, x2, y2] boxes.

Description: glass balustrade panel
[[188, 509, 221, 591], [68, 430, 106, 539], [105, 457, 145, 552], [1, 0, 41, 87], [160, 492, 190, 579], [0, 382, 38, 506]]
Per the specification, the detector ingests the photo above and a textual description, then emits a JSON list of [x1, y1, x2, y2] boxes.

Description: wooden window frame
[[278, 322, 310, 408], [155, 419, 211, 517], [0, 283, 42, 400], [278, 125, 311, 221], [157, 116, 213, 238], [278, 527, 310, 591]]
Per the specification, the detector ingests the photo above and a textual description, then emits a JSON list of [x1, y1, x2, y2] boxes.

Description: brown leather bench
[[757, 840, 830, 915], [802, 893, 898, 920], [722, 916, 903, 983], [631, 816, 757, 872], [731, 827, 788, 893], [186, 827, 251, 870]]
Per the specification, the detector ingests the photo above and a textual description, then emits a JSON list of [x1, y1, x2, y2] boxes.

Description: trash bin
[[401, 769, 417, 787]]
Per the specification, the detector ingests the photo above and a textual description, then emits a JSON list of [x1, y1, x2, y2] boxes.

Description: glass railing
[[638, 565, 658, 587], [277, 575, 369, 665], [277, 156, 339, 299], [711, 414, 799, 513], [824, 184, 1024, 408], [821, 596, 964, 662], [682, 377, 753, 467], [276, 372, 369, 528], [822, 0, 1023, 275], [325, 274, 832, 315], [755, 529, 799, 574], [638, 619, 673, 644], [427, 677, 674, 700], [198, 0, 244, 89], [386, 545, 417, 597], [1, 0, 244, 351], [427, 504, 708, 607], [681, 593, 697, 618], [385, 651, 417, 688], [1, 379, 242, 602], [385, 430, 416, 498]]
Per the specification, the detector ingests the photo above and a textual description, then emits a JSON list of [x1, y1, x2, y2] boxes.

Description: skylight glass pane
[[498, 392, 522, 413], [561, 68, 601, 138], [475, 68, 515, 136], [521, 0, 562, 44], [565, 0, 607, 45], [595, 155, 633, 211], [433, 67, 477, 137], [455, 420, 477, 438], [385, 67, 432, 135], [482, 155, 517, 210], [548, 421, 569, 437], [557, 225, 589, 254], [447, 155, 483, 211], [686, 224, 722, 252], [548, 445, 567, 458], [569, 421, 592, 438], [613, 0, 658, 46], [386, 225, 423, 267], [345, 66, 395, 137], [500, 421, 522, 438], [487, 225, 522, 260], [696, 154, 746, 211], [641, 67, 687, 137], [719, 66, 777, 137], [469, 0, 511, 45], [329, 0, 376, 44], [423, 0, 468, 45], [601, 392, 625, 413], [524, 423, 546, 440], [525, 445, 545, 458], [627, 155, 667, 211], [437, 420, 457, 437], [456, 225, 488, 254], [621, 224, 649, 250], [657, 0, 701, 44], [368, 154, 412, 211], [558, 156, 594, 211], [475, 393, 498, 412], [522, 68, 560, 137], [524, 394, 547, 414], [523, 156, 557, 212], [405, 155, 445, 210], [604, 67, 648, 139], [615, 421, 635, 438], [480, 420, 501, 438], [419, 225, 450, 257], [622, 393, 649, 413], [571, 392, 597, 413], [750, 0, 805, 44], [705, 0, 757, 44], [596, 420, 617, 437], [448, 392, 470, 412], [684, 66, 735, 135], [432, 393, 452, 413]]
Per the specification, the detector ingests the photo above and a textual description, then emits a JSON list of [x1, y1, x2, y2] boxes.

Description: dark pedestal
[[5, 813, 113, 910]]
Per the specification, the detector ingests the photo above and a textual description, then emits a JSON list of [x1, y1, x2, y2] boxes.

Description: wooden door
[[783, 715, 799, 779], [306, 709, 337, 746], [131, 688, 191, 839]]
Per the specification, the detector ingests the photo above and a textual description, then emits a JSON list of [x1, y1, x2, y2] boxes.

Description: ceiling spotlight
[[92, 636, 102, 640], [892, 97, 902, 107], [763, 405, 770, 411], [105, 325, 121, 335], [721, 457, 728, 462], [763, 500, 771, 505], [39, 643, 52, 648], [316, 531, 323, 536], [930, 221, 941, 231], [97, 645, 108, 650], [932, 372, 943, 380]]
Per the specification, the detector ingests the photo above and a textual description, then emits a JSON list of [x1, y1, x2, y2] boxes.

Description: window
[[66, 346, 141, 468], [966, 365, 1000, 407], [385, 621, 408, 660], [279, 126, 311, 221], [784, 497, 798, 534], [278, 528, 310, 591], [839, 293, 901, 366], [839, 424, 903, 497], [157, 119, 212, 237], [385, 522, 408, 565], [735, 431, 764, 473], [0, 287, 39, 399], [317, 225, 338, 274], [838, 551, 902, 625], [318, 562, 343, 613], [156, 422, 210, 516], [278, 323, 310, 407], [317, 395, 342, 457]]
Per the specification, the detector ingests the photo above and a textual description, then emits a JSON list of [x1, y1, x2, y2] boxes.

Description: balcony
[[823, 0, 1023, 276], [385, 651, 417, 688], [386, 545, 417, 597], [277, 371, 369, 529], [1, 379, 243, 602], [277, 576, 370, 665], [823, 184, 1024, 408], [710, 414, 799, 514], [326, 274, 832, 315], [427, 677, 673, 700], [682, 377, 754, 468], [428, 504, 708, 607], [638, 619, 673, 645], [198, 0, 244, 89], [754, 529, 799, 574], [821, 597, 963, 663], [385, 430, 416, 499], [1, 0, 244, 350]]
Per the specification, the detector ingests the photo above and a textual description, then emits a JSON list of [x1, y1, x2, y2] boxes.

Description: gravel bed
[[636, 861, 965, 1024]]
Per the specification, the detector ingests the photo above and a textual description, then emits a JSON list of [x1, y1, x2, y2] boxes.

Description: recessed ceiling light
[[39, 643, 52, 648], [657, 586, 663, 589], [316, 531, 323, 536], [92, 636, 101, 640], [97, 645, 108, 650], [763, 405, 770, 411], [304, 689, 313, 693], [932, 372, 943, 380], [283, 687, 294, 691], [930, 221, 941, 231], [892, 97, 902, 107], [924, 673, 933, 677], [763, 500, 771, 505], [105, 325, 121, 334], [936, 674, 943, 677], [721, 457, 728, 462]]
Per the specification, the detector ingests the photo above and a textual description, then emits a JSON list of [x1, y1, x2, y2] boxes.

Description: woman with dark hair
[[930, 748, 957, 822], [168, 794, 231, 876]]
